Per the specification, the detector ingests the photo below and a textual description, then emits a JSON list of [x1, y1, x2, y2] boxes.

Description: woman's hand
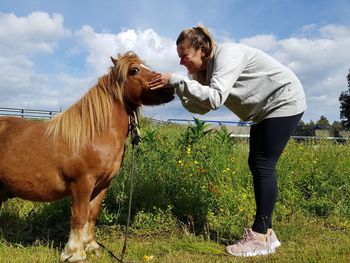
[[149, 73, 172, 90]]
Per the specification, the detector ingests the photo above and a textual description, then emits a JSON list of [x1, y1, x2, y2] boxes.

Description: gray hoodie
[[169, 43, 307, 123]]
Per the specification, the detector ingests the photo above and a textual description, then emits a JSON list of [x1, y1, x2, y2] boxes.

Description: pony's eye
[[129, 67, 140, 76]]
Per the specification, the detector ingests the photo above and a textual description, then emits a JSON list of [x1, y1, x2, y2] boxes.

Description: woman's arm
[[150, 44, 249, 111], [180, 96, 210, 114]]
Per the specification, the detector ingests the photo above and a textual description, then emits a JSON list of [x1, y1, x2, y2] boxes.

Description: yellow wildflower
[[143, 255, 154, 261], [208, 183, 219, 193]]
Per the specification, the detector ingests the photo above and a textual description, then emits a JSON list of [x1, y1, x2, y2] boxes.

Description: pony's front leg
[[83, 188, 108, 255], [60, 179, 94, 263]]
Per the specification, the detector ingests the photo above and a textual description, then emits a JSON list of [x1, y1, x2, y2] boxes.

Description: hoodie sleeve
[[180, 96, 211, 114], [169, 44, 249, 110]]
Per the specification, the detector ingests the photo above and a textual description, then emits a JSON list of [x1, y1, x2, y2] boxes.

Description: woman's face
[[177, 41, 206, 74]]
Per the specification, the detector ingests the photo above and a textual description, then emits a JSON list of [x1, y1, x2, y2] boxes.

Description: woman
[[149, 25, 306, 257]]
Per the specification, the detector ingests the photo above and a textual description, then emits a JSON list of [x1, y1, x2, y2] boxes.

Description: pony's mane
[[46, 52, 142, 152]]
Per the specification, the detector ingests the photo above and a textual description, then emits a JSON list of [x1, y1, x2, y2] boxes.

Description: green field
[[0, 119, 349, 262]]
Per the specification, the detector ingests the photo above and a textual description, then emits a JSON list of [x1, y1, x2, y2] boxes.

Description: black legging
[[249, 112, 303, 234]]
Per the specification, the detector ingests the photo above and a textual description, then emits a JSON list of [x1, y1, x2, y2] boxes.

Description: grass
[[0, 119, 350, 262], [0, 212, 349, 262]]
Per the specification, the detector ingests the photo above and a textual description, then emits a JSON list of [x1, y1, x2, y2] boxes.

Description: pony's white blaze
[[140, 64, 152, 71]]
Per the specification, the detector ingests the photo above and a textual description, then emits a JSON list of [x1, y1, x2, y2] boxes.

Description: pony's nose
[[180, 58, 185, 66]]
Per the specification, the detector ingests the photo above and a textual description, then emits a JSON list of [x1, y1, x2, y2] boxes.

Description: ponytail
[[176, 25, 216, 60]]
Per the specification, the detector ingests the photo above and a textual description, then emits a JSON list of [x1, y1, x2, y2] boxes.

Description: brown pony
[[0, 51, 174, 262]]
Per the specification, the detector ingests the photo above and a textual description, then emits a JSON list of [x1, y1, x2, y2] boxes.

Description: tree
[[339, 69, 350, 130], [316, 115, 330, 129], [331, 121, 342, 137], [294, 120, 315, 136]]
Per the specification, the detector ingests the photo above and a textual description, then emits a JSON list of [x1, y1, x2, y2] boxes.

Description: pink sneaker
[[226, 228, 276, 257], [268, 229, 281, 251]]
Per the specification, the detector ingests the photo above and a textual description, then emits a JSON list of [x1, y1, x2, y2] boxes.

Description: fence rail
[[166, 118, 251, 126], [0, 107, 61, 119], [161, 118, 349, 142]]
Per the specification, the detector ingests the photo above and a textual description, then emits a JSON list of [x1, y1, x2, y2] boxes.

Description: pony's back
[[0, 117, 47, 153], [0, 116, 70, 202]]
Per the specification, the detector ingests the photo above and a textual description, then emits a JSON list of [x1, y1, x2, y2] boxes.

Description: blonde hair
[[176, 25, 216, 84]]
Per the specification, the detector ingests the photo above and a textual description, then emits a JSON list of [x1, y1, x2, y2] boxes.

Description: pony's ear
[[111, 56, 118, 66]]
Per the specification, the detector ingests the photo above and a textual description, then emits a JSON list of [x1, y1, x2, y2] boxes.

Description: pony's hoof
[[85, 240, 101, 257], [60, 250, 87, 263], [85, 240, 100, 252], [93, 248, 102, 258]]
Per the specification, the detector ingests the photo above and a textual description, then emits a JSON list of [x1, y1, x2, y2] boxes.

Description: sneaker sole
[[226, 243, 281, 257], [226, 248, 273, 257], [271, 240, 281, 250]]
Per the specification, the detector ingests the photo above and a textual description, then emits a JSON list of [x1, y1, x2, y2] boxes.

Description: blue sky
[[1, 0, 350, 123]]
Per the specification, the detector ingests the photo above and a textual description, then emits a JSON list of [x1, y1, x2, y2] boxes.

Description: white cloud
[[0, 12, 69, 109], [301, 24, 317, 33], [239, 34, 278, 52], [75, 26, 183, 76], [0, 12, 69, 56], [319, 24, 350, 39]]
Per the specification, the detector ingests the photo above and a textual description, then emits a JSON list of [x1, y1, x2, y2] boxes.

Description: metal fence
[[0, 107, 61, 119], [163, 118, 349, 142], [1, 108, 348, 141]]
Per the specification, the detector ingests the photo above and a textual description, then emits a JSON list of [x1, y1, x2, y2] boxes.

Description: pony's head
[[46, 51, 175, 152], [110, 52, 175, 110]]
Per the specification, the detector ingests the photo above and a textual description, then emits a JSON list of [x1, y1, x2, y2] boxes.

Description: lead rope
[[97, 111, 141, 263], [119, 110, 141, 262]]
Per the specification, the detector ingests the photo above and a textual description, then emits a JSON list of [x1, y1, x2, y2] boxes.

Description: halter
[[129, 110, 141, 147]]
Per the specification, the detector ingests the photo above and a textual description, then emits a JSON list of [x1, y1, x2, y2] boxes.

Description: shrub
[[106, 120, 350, 242]]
